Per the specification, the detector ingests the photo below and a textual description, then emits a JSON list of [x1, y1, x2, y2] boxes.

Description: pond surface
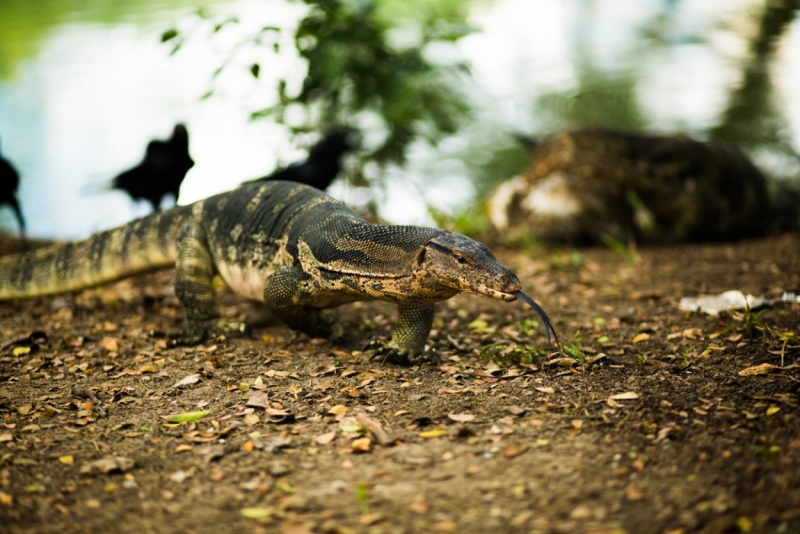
[[0, 0, 798, 239]]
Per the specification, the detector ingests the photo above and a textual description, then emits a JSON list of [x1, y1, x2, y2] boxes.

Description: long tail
[[0, 206, 191, 299]]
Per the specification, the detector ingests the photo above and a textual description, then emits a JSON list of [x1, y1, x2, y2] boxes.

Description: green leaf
[[240, 507, 274, 519], [168, 410, 210, 423], [161, 29, 178, 42], [339, 421, 365, 433]]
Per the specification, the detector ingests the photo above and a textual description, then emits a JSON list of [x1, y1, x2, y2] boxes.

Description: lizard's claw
[[296, 309, 343, 340], [363, 340, 438, 366], [364, 340, 413, 366], [150, 319, 250, 347]]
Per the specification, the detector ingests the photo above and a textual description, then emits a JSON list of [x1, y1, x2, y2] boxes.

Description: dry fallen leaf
[[502, 443, 528, 458], [314, 431, 337, 445], [314, 380, 335, 390], [447, 413, 475, 423], [682, 328, 703, 339], [246, 391, 271, 409], [509, 510, 533, 527], [609, 392, 640, 400], [0, 433, 12, 443], [58, 455, 74, 465], [738, 363, 776, 376], [409, 499, 430, 514], [534, 386, 555, 394], [419, 428, 447, 439], [359, 513, 385, 526], [169, 470, 189, 483], [174, 373, 201, 388], [243, 413, 260, 426], [430, 520, 458, 533], [328, 405, 348, 415], [504, 405, 527, 416], [632, 333, 650, 344], [626, 485, 647, 501], [351, 437, 371, 453], [570, 504, 592, 519]]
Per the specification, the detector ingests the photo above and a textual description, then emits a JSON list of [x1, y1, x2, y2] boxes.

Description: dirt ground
[[0, 232, 798, 534]]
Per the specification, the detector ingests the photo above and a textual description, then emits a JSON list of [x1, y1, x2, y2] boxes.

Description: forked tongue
[[514, 291, 560, 352]]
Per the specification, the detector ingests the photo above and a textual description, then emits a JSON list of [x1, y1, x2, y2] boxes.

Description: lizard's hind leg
[[167, 216, 249, 345]]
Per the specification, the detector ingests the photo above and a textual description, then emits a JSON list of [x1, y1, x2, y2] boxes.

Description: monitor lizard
[[0, 181, 556, 364]]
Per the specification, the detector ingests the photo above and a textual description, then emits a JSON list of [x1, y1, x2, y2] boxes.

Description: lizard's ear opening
[[413, 246, 427, 267]]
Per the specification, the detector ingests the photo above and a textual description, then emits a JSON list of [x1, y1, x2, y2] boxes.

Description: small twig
[[71, 387, 107, 418]]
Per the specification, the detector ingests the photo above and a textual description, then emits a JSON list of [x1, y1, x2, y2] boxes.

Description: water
[[0, 0, 309, 239], [1, 0, 798, 239]]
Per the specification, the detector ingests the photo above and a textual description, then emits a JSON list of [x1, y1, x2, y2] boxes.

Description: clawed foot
[[149, 319, 250, 346], [294, 309, 343, 340], [363, 340, 438, 366]]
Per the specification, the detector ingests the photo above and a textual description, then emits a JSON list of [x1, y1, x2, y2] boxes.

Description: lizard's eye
[[455, 255, 467, 264]]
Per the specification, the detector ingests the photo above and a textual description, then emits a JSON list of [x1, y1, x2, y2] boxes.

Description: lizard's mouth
[[473, 284, 519, 302]]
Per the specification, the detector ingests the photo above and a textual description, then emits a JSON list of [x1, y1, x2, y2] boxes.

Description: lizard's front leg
[[167, 217, 249, 345], [365, 304, 435, 365], [263, 267, 342, 339]]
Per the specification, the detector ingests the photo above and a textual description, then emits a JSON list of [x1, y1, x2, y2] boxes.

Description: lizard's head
[[416, 232, 520, 301]]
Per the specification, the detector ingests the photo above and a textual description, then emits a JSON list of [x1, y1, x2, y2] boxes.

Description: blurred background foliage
[[165, 0, 800, 211], [163, 0, 475, 186], [0, 0, 218, 79], [0, 0, 798, 238], [710, 2, 800, 178]]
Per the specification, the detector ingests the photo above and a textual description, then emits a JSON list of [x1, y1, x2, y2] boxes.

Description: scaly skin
[[0, 181, 524, 364]]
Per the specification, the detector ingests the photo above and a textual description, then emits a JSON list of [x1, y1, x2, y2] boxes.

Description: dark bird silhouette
[[253, 127, 359, 190], [112, 124, 194, 211], [0, 136, 25, 239]]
